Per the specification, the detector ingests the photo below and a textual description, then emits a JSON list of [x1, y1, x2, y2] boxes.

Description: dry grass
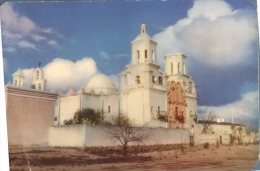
[[9, 144, 258, 171]]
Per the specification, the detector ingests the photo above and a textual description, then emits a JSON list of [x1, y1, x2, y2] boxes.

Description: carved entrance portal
[[167, 81, 187, 128]]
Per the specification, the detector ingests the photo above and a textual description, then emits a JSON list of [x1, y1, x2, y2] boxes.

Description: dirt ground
[[9, 144, 259, 171]]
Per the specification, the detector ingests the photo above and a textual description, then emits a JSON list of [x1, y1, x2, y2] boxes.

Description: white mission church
[[10, 24, 254, 145], [11, 24, 197, 129]]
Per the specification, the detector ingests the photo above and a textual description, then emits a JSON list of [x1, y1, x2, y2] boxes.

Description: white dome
[[85, 74, 117, 95]]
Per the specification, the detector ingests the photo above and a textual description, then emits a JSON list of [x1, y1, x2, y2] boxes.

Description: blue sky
[[1, 0, 258, 128]]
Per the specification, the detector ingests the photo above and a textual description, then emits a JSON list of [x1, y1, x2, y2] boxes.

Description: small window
[[36, 71, 40, 79], [171, 63, 173, 75], [158, 76, 163, 85], [137, 50, 140, 63], [152, 76, 156, 83], [189, 82, 192, 93], [152, 50, 155, 63], [135, 75, 141, 84], [108, 106, 111, 113], [38, 84, 41, 90], [145, 49, 148, 59], [158, 106, 160, 115], [178, 63, 180, 74]]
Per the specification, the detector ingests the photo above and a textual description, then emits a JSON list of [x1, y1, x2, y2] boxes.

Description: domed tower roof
[[132, 23, 155, 43], [85, 74, 117, 95]]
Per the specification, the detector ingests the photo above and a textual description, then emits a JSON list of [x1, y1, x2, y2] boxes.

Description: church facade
[[55, 24, 198, 129]]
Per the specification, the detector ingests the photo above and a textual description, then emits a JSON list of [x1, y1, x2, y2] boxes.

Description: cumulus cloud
[[198, 90, 258, 127], [153, 0, 258, 67], [0, 3, 59, 51], [22, 57, 98, 92], [18, 40, 38, 50]]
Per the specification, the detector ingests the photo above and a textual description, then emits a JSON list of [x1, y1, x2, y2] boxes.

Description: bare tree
[[105, 115, 149, 156], [202, 112, 217, 134]]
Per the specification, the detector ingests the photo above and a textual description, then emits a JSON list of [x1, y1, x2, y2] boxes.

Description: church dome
[[85, 74, 117, 95]]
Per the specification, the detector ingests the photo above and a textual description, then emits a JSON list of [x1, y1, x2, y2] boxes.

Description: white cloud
[[0, 3, 59, 50], [99, 51, 110, 60], [99, 51, 129, 60], [22, 57, 98, 92], [31, 34, 46, 41], [198, 90, 258, 125], [18, 40, 37, 50], [153, 0, 257, 67], [48, 40, 58, 46]]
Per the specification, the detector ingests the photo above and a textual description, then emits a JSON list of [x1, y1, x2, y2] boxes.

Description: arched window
[[158, 106, 160, 115], [178, 63, 180, 74], [136, 50, 140, 63], [158, 76, 163, 85], [175, 106, 178, 116], [108, 106, 111, 113], [152, 76, 156, 83], [135, 75, 141, 84], [36, 71, 40, 79], [152, 50, 155, 63], [144, 49, 148, 62], [189, 82, 192, 93], [171, 63, 173, 75]]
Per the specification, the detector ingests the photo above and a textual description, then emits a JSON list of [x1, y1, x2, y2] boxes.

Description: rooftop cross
[[38, 61, 42, 67]]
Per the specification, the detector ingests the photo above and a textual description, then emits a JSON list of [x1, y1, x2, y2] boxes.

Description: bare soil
[[9, 144, 258, 171]]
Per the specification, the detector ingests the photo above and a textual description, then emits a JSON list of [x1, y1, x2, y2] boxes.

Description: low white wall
[[49, 125, 86, 147], [49, 125, 190, 147], [195, 134, 231, 145]]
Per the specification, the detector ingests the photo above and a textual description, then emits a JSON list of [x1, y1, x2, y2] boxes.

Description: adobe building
[[6, 66, 58, 146]]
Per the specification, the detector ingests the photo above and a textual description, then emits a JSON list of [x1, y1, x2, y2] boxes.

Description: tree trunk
[[123, 142, 128, 156]]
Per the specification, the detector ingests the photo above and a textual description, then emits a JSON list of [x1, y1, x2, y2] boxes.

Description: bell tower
[[165, 53, 198, 129], [12, 68, 25, 88], [120, 23, 167, 127], [131, 23, 157, 65], [30, 62, 47, 91]]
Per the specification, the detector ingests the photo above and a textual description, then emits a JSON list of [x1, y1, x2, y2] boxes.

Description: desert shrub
[[203, 142, 209, 149]]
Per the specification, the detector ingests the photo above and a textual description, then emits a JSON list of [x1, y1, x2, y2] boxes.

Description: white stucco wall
[[59, 95, 80, 125], [103, 94, 120, 121], [48, 125, 190, 147], [81, 94, 102, 111], [125, 89, 149, 125]]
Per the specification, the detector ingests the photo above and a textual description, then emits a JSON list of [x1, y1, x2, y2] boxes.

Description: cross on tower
[[38, 61, 42, 67]]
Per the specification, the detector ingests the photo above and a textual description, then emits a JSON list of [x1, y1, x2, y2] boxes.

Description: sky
[[0, 0, 258, 130]]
